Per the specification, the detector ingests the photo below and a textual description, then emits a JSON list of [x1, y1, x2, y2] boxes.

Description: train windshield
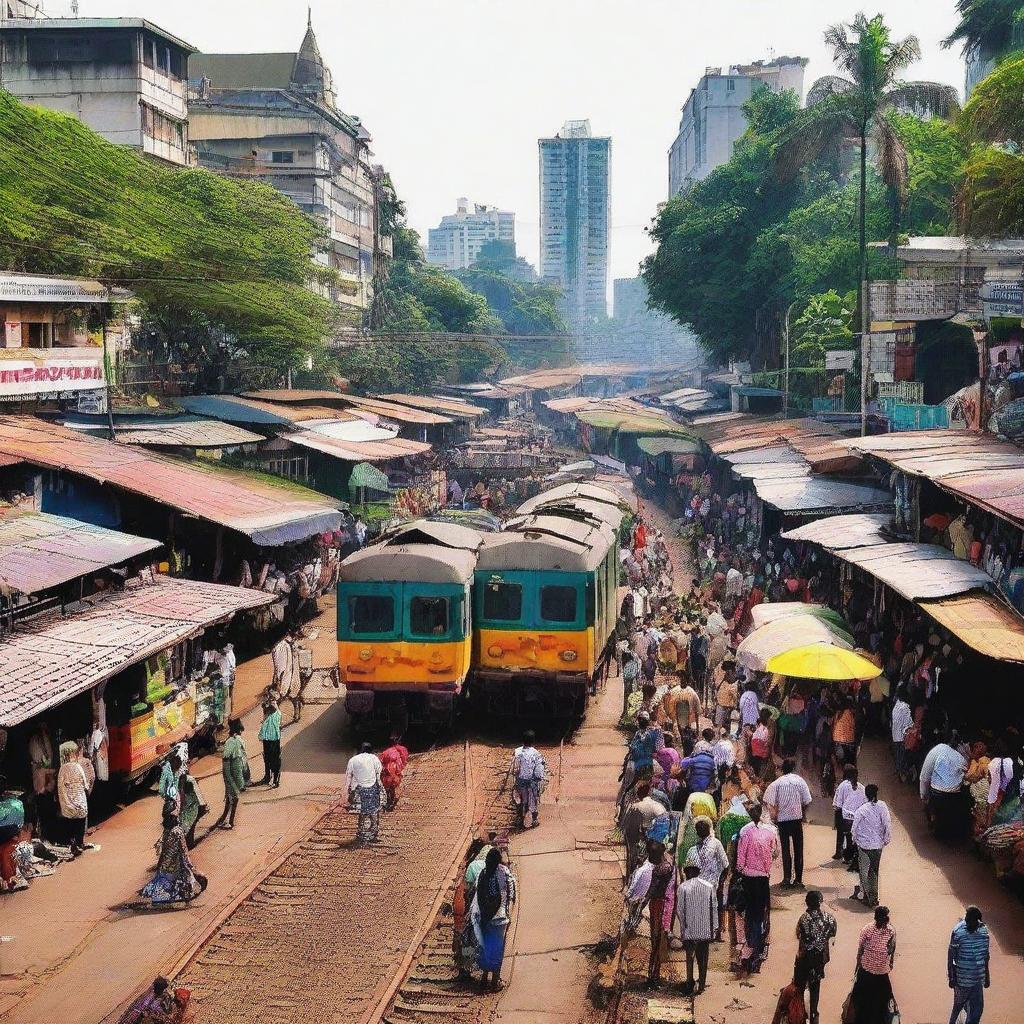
[[483, 581, 522, 621], [410, 596, 449, 636], [540, 584, 577, 623], [350, 595, 395, 634]]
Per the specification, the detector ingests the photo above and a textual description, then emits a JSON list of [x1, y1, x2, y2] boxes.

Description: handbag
[[841, 989, 856, 1024]]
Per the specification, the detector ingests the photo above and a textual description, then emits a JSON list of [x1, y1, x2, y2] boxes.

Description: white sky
[[79, 0, 965, 285]]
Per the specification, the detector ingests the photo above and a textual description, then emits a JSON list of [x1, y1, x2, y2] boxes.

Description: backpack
[[903, 725, 922, 753]]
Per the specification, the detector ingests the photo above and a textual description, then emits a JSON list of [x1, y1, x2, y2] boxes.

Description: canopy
[[736, 616, 852, 672], [636, 436, 701, 457], [766, 645, 882, 681], [748, 603, 851, 636], [348, 462, 390, 496], [918, 592, 1024, 663]]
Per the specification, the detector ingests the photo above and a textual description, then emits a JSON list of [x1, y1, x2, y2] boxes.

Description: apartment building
[[426, 198, 515, 271]]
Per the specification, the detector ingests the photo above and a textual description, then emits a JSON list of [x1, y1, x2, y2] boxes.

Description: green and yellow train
[[338, 484, 628, 729]]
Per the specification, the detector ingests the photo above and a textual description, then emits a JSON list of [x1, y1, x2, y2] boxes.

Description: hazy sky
[[81, 0, 965, 284]]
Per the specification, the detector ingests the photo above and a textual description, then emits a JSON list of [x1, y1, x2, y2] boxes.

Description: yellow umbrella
[[766, 644, 882, 681]]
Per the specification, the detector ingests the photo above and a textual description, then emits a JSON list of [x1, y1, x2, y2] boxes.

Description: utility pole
[[860, 285, 870, 437], [783, 301, 797, 419]]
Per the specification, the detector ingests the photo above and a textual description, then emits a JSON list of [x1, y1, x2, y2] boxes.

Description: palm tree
[[943, 0, 1024, 57], [774, 14, 959, 326]]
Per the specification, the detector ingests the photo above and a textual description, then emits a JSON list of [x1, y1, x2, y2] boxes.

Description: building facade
[[426, 198, 515, 271], [188, 17, 389, 313], [668, 57, 807, 198], [539, 120, 610, 321], [0, 16, 194, 166]]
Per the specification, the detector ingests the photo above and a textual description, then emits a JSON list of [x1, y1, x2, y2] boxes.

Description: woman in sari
[[178, 773, 208, 849], [56, 741, 90, 856], [454, 839, 490, 979], [471, 847, 516, 992], [214, 719, 246, 831], [140, 809, 207, 906]]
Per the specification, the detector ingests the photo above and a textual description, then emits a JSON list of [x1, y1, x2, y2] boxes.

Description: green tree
[[774, 14, 958, 324], [0, 92, 338, 379], [791, 290, 856, 366], [943, 0, 1024, 57]]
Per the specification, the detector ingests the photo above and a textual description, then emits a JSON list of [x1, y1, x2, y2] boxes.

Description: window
[[350, 595, 394, 634], [483, 581, 522, 622], [271, 151, 295, 164], [540, 585, 577, 623], [727, 78, 736, 91], [410, 596, 449, 637], [141, 103, 184, 150]]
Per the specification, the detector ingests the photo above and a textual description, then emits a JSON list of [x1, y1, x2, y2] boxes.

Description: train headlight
[[560, 649, 578, 662], [358, 649, 373, 661]]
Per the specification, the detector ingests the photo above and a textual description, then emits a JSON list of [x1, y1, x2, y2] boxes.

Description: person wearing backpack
[[471, 847, 516, 992]]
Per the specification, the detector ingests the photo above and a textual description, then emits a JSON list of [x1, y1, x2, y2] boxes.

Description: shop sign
[[0, 358, 104, 396], [0, 274, 129, 304], [981, 281, 1024, 320]]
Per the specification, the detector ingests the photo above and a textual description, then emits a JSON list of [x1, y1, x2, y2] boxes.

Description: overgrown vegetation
[[0, 91, 338, 385]]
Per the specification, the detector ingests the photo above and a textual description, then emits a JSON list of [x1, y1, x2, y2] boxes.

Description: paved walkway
[[493, 663, 626, 1024], [0, 601, 349, 1024], [695, 738, 1024, 1024]]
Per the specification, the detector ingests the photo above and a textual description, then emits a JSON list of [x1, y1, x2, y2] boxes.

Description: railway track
[[169, 738, 520, 1024]]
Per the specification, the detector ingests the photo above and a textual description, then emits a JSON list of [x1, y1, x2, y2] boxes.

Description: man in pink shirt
[[736, 803, 779, 973]]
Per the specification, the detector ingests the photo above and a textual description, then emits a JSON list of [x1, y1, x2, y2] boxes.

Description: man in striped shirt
[[675, 862, 717, 995], [890, 695, 913, 782], [948, 905, 990, 1024]]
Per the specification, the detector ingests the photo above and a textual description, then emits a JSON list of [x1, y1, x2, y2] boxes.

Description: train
[[338, 483, 629, 731]]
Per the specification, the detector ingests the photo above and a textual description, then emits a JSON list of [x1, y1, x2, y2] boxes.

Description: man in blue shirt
[[948, 905, 990, 1024], [679, 746, 716, 794]]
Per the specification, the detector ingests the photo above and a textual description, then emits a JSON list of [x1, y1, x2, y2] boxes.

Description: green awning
[[348, 462, 390, 497], [636, 436, 701, 457]]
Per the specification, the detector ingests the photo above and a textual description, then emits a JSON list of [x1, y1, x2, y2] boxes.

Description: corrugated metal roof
[[835, 542, 994, 600], [918, 593, 1024, 663], [753, 478, 892, 514], [0, 416, 345, 544], [377, 393, 487, 418], [501, 369, 583, 390], [543, 397, 594, 414], [723, 446, 807, 466], [66, 416, 263, 448], [180, 395, 356, 426], [306, 419, 401, 443], [239, 389, 349, 403], [282, 430, 431, 464], [0, 507, 161, 594], [0, 576, 275, 727], [341, 395, 453, 425], [733, 462, 812, 482], [636, 436, 702, 456], [781, 513, 890, 550]]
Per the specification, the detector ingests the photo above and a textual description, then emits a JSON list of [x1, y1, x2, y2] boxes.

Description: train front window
[[540, 585, 577, 623], [410, 596, 449, 636], [350, 595, 394, 634], [483, 581, 522, 621]]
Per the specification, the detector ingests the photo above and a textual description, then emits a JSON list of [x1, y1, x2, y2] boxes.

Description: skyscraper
[[426, 198, 515, 271], [539, 120, 610, 321]]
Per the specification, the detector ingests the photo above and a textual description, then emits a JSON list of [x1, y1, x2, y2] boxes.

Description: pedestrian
[[846, 906, 897, 1024], [139, 808, 207, 907], [57, 741, 91, 856], [832, 765, 866, 865], [645, 840, 676, 986], [0, 780, 25, 892], [347, 742, 384, 844], [714, 662, 739, 731], [512, 731, 546, 829], [675, 862, 718, 995], [920, 736, 969, 839], [158, 751, 182, 811], [794, 890, 836, 1024], [255, 701, 282, 788], [749, 709, 773, 778], [214, 718, 246, 831], [686, 818, 729, 941], [117, 976, 190, 1024], [948, 905, 990, 1024], [616, 712, 662, 821], [771, 980, 809, 1024], [851, 784, 891, 908], [890, 692, 913, 782], [763, 758, 812, 889], [736, 802, 778, 973], [622, 782, 668, 879], [471, 847, 516, 992], [679, 740, 717, 796], [178, 771, 208, 849], [674, 674, 703, 738], [739, 680, 760, 733], [381, 733, 410, 811]]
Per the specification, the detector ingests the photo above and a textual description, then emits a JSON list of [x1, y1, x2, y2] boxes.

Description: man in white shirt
[[832, 764, 867, 866], [738, 683, 760, 730], [851, 784, 891, 908], [675, 862, 718, 995], [890, 695, 913, 782], [347, 742, 383, 844], [920, 739, 969, 839], [712, 729, 736, 771], [512, 731, 546, 830], [763, 758, 813, 889]]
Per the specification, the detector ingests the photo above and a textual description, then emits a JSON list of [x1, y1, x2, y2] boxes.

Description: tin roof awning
[[0, 576, 274, 727], [918, 593, 1024, 663], [754, 478, 892, 514], [0, 416, 346, 545], [377, 393, 487, 419], [64, 415, 263, 448], [282, 430, 431, 464], [781, 513, 891, 551], [636, 436, 702, 457], [0, 508, 161, 595]]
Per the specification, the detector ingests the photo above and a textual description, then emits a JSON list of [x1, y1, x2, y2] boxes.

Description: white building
[[426, 198, 515, 271], [668, 57, 807, 198], [539, 120, 610, 321], [0, 16, 195, 166]]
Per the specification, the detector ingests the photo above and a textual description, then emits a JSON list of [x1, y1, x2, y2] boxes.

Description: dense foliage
[[0, 91, 338, 381], [943, 0, 1024, 56]]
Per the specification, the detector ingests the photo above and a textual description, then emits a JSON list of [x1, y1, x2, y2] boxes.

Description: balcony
[[869, 279, 982, 322]]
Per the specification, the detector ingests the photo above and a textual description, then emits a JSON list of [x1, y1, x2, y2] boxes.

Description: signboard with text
[[0, 274, 130, 305], [0, 358, 104, 397], [981, 281, 1024, 320]]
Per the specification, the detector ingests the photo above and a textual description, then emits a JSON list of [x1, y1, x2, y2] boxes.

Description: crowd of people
[[611, 499, 1002, 1024]]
